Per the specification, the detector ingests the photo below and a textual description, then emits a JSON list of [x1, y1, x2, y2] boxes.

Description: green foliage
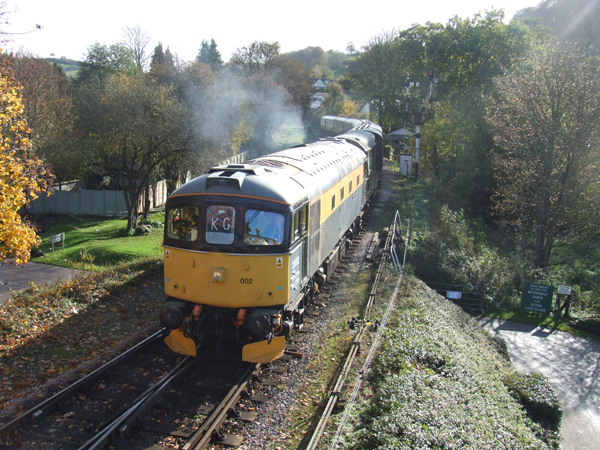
[[322, 81, 357, 116], [410, 204, 516, 301], [196, 38, 223, 70], [230, 41, 281, 73], [356, 281, 556, 449], [503, 372, 562, 432], [486, 42, 600, 268], [326, 50, 349, 71], [514, 0, 600, 48], [490, 334, 510, 360], [77, 247, 95, 264], [286, 46, 328, 71], [75, 71, 189, 231], [75, 42, 137, 86]]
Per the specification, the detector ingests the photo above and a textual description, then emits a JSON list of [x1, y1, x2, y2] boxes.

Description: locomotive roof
[[169, 139, 367, 206], [336, 130, 377, 151]]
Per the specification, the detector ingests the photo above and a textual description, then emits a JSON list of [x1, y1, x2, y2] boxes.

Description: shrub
[[78, 247, 95, 264], [410, 206, 514, 295], [138, 217, 164, 229], [490, 335, 510, 361], [503, 372, 562, 431]]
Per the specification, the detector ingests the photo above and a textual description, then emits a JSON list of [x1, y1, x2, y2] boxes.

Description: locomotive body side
[[160, 123, 383, 363]]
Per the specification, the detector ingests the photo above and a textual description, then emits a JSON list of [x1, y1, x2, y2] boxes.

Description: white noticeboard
[[557, 285, 572, 295], [399, 155, 413, 176]]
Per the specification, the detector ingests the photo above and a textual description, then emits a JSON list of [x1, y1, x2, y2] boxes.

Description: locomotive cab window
[[206, 205, 235, 245], [244, 210, 285, 245], [167, 206, 199, 241]]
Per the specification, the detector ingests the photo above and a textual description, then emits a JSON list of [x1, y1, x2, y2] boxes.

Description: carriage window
[[332, 194, 336, 210], [168, 206, 199, 241], [206, 205, 235, 245], [244, 210, 284, 245], [341, 186, 345, 201], [349, 180, 353, 193], [357, 174, 360, 185]]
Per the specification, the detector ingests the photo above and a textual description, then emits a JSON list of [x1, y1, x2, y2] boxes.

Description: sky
[[2, 0, 543, 63]]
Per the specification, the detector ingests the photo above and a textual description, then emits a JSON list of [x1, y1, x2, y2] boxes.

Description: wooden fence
[[27, 181, 167, 217]]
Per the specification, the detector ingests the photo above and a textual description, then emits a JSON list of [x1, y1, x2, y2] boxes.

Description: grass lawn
[[33, 212, 165, 271]]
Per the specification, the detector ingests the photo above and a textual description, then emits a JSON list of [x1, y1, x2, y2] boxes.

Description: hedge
[[354, 277, 560, 450]]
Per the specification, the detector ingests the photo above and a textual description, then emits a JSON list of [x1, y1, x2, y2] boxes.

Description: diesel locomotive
[[159, 116, 383, 363]]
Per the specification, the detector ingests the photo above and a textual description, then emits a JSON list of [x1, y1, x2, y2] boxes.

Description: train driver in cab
[[244, 210, 285, 245], [263, 213, 284, 244]]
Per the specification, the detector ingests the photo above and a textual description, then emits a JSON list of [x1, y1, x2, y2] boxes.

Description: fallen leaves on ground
[[0, 258, 165, 413]]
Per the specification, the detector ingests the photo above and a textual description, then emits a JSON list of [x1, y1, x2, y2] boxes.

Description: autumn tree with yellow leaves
[[0, 50, 52, 264]]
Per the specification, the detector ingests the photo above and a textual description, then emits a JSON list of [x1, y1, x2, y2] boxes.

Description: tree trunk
[[125, 184, 144, 232], [143, 180, 151, 218]]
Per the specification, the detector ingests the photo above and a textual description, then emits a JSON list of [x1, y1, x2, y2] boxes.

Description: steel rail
[[306, 220, 397, 450], [182, 363, 260, 450], [328, 213, 407, 449], [0, 329, 165, 438], [79, 353, 197, 450]]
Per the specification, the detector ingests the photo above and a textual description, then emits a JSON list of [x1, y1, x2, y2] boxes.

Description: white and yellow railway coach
[[160, 118, 383, 363]]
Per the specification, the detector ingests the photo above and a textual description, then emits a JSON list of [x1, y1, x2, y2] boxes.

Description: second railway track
[[0, 331, 264, 449]]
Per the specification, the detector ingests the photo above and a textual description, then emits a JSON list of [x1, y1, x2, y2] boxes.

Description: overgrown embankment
[[347, 276, 561, 450]]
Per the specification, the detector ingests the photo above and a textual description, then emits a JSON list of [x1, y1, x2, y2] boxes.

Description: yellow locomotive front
[[160, 167, 305, 363], [164, 205, 290, 309]]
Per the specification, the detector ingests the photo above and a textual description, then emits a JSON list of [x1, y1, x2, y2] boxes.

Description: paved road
[[479, 317, 600, 450], [0, 260, 84, 305]]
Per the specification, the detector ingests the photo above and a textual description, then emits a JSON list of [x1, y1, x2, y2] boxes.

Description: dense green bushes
[[408, 202, 600, 320], [353, 277, 560, 449], [409, 205, 519, 305]]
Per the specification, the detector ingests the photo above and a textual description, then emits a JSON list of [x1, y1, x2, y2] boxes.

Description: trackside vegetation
[[349, 277, 560, 450], [0, 257, 165, 409]]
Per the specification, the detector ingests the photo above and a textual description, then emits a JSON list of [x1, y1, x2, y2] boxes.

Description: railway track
[[0, 330, 297, 450], [306, 210, 407, 450]]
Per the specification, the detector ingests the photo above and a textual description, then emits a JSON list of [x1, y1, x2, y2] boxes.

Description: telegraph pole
[[400, 71, 436, 181]]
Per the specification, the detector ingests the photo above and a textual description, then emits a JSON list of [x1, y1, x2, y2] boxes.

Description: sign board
[[521, 283, 554, 314], [557, 285, 572, 295], [49, 232, 65, 255], [446, 291, 462, 299], [49, 233, 65, 243], [399, 155, 413, 176]]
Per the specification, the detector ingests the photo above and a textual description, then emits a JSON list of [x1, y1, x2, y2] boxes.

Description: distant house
[[311, 74, 335, 92], [311, 78, 328, 91]]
